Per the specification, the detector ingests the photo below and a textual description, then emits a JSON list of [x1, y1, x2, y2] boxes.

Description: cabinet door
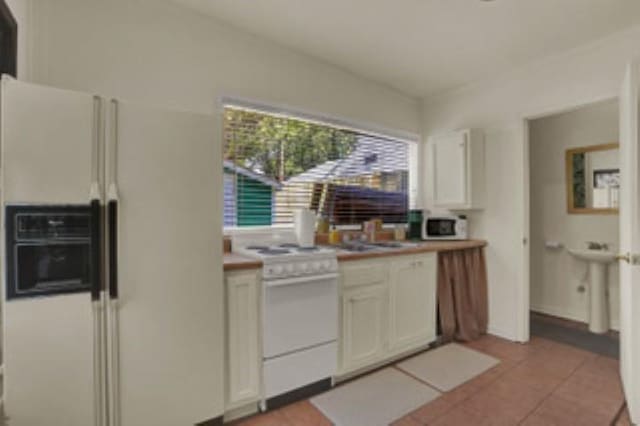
[[226, 271, 261, 407], [432, 131, 468, 206], [388, 254, 437, 354], [342, 284, 387, 372]]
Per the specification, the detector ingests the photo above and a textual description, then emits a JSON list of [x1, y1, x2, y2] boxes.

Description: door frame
[[517, 95, 619, 343], [0, 0, 17, 77]]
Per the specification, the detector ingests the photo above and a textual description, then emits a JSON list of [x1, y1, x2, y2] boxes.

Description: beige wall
[[422, 24, 640, 340], [529, 100, 619, 329], [27, 0, 419, 136]]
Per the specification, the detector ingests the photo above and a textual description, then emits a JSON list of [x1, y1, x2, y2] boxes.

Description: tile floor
[[530, 311, 619, 339], [233, 334, 628, 425], [530, 312, 620, 359]]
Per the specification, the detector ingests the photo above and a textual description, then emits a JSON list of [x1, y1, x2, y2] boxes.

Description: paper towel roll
[[294, 208, 316, 247]]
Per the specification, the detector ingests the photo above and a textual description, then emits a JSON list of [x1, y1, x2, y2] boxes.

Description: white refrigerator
[[0, 77, 224, 426]]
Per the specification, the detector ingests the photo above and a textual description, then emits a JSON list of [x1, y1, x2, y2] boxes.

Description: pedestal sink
[[567, 248, 616, 333]]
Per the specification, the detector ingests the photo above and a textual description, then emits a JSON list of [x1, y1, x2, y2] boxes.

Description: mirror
[[566, 143, 619, 214]]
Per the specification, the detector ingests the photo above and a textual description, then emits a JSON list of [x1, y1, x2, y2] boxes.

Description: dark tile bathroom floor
[[530, 311, 619, 359]]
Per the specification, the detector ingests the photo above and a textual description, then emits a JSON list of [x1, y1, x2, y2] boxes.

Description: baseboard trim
[[487, 324, 518, 342], [195, 415, 223, 426], [265, 378, 332, 410], [223, 402, 259, 423], [531, 305, 620, 332], [530, 305, 586, 324]]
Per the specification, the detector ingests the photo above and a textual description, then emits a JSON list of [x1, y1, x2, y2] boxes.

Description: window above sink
[[222, 103, 419, 230]]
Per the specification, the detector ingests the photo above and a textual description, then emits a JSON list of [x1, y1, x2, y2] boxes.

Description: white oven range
[[234, 233, 338, 409]]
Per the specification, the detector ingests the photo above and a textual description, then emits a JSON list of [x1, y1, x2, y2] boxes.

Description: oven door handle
[[264, 272, 338, 288]]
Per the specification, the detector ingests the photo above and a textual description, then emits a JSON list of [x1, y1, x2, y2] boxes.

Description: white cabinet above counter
[[428, 129, 485, 210]]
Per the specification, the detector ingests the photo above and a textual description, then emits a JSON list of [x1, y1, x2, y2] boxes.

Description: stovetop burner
[[236, 241, 335, 262], [258, 248, 291, 255]]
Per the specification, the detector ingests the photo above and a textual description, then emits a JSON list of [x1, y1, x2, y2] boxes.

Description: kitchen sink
[[339, 243, 377, 252], [370, 242, 404, 248], [338, 241, 420, 252]]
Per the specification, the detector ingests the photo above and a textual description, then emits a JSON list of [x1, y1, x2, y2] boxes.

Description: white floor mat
[[310, 368, 440, 426], [396, 343, 499, 392]]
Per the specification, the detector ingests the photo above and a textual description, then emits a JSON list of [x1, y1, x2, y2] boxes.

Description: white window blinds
[[223, 105, 416, 228]]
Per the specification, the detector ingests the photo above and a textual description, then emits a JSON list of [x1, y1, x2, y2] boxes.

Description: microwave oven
[[422, 215, 468, 240]]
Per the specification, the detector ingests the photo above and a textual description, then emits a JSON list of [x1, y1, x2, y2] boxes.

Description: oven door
[[263, 273, 338, 359], [8, 242, 92, 299]]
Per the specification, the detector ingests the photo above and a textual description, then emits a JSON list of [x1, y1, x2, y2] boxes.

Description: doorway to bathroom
[[527, 98, 620, 359]]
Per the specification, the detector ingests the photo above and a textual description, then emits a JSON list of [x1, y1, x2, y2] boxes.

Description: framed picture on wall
[[593, 168, 620, 188]]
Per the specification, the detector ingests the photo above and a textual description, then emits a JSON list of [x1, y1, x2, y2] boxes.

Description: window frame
[[219, 96, 421, 233]]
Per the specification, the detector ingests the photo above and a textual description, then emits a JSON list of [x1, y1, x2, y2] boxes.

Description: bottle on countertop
[[316, 214, 330, 234], [363, 220, 376, 243], [408, 209, 424, 241], [394, 224, 406, 241], [328, 224, 341, 245]]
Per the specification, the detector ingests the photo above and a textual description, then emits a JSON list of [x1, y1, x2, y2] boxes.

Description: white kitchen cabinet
[[225, 269, 261, 410], [338, 253, 437, 377], [341, 283, 387, 373], [388, 253, 437, 355], [429, 129, 484, 210]]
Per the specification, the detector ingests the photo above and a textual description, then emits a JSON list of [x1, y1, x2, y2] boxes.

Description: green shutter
[[237, 174, 273, 226]]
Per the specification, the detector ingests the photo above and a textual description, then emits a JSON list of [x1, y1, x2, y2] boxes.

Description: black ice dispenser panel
[[5, 205, 95, 300]]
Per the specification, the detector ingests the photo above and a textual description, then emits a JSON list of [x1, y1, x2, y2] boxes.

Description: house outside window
[[223, 105, 418, 229]]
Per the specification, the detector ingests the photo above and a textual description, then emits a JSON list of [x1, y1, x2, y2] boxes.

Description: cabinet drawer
[[341, 262, 388, 288], [413, 253, 437, 269]]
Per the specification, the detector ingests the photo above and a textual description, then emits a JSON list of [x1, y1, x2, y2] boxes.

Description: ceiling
[[168, 0, 640, 98]]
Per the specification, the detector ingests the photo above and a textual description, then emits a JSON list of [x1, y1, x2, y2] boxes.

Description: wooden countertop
[[335, 239, 487, 262], [223, 239, 487, 271], [223, 253, 263, 271]]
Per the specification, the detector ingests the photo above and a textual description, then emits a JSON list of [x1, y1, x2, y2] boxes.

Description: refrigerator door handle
[[90, 95, 104, 301], [107, 99, 119, 301], [107, 197, 118, 299], [90, 198, 105, 426], [90, 199, 102, 301], [107, 294, 120, 426], [92, 288, 105, 426], [107, 191, 120, 426], [106, 99, 120, 426], [91, 95, 106, 426]]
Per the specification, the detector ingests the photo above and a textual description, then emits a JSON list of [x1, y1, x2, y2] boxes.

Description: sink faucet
[[587, 241, 609, 251]]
